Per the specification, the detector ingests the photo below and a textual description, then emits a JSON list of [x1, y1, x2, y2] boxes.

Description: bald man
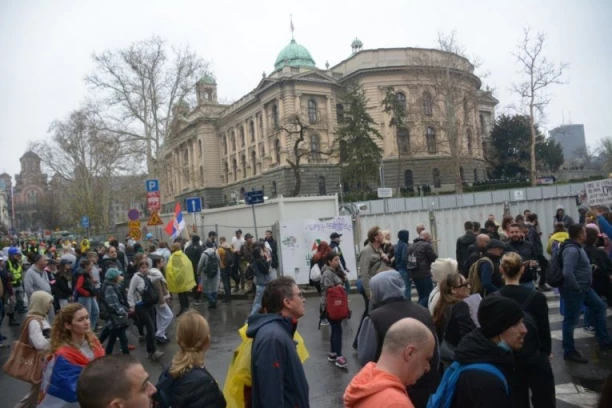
[[462, 234, 491, 278], [345, 318, 435, 408], [407, 230, 438, 306]]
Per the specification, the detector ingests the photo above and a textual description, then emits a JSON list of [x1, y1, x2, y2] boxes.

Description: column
[[326, 95, 333, 147]]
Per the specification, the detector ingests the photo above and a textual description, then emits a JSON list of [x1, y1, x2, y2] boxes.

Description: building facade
[[10, 152, 49, 230], [160, 38, 497, 210], [549, 124, 586, 162]]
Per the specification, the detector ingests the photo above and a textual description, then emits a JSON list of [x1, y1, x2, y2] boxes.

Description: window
[[198, 140, 202, 158], [339, 140, 348, 162], [473, 168, 479, 182], [260, 143, 265, 159], [308, 99, 318, 123], [272, 105, 279, 128], [223, 161, 229, 184], [463, 97, 469, 121], [397, 92, 406, 110], [318, 176, 326, 195], [336, 104, 344, 123], [404, 170, 414, 188], [460, 166, 465, 182], [231, 131, 236, 151], [275, 139, 281, 163], [250, 120, 255, 142], [183, 149, 189, 164], [241, 154, 247, 178], [240, 128, 245, 147], [258, 113, 263, 133], [252, 150, 257, 175], [422, 91, 433, 116], [426, 127, 436, 154], [310, 134, 321, 161], [199, 166, 204, 185], [466, 129, 473, 155], [397, 127, 410, 154], [232, 158, 237, 181], [223, 134, 228, 155], [271, 181, 277, 197], [479, 114, 486, 137], [433, 168, 441, 188]]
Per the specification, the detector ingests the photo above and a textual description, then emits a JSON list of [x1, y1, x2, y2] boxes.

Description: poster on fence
[[279, 216, 357, 285], [584, 178, 612, 207]]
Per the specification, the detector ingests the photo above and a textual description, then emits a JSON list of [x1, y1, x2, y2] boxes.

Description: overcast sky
[[1, 0, 610, 179]]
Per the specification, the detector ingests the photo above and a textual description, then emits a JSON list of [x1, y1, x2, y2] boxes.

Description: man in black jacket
[[329, 231, 350, 292], [506, 223, 539, 288], [456, 221, 476, 272], [462, 234, 490, 277], [357, 270, 440, 408], [450, 296, 527, 408], [184, 235, 203, 301], [407, 230, 438, 306]]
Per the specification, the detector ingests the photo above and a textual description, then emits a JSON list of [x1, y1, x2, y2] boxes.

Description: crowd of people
[[0, 204, 611, 407]]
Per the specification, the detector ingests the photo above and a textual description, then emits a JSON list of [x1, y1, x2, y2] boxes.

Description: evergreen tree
[[382, 87, 408, 191]]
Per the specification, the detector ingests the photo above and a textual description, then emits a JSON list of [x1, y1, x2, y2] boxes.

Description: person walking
[[197, 242, 221, 309], [101, 268, 130, 355], [75, 258, 100, 331], [407, 230, 438, 306], [217, 237, 233, 303], [231, 230, 245, 292], [6, 247, 26, 324], [23, 253, 54, 323], [150, 256, 174, 343], [184, 235, 204, 302], [394, 230, 411, 299], [321, 252, 348, 368], [155, 311, 226, 407], [166, 243, 196, 317], [248, 246, 272, 317]]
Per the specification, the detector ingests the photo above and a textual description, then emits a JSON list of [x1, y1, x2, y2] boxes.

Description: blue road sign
[[186, 197, 202, 213], [81, 216, 90, 228], [245, 190, 264, 205], [146, 179, 159, 192]]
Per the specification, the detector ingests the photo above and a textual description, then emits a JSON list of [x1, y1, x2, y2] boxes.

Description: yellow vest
[[7, 259, 23, 285]]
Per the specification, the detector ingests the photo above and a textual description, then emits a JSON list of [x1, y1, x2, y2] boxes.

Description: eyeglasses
[[454, 282, 470, 289]]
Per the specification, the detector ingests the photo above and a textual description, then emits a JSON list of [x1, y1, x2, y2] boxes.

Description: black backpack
[[185, 244, 204, 268], [138, 273, 159, 306], [493, 290, 540, 363], [204, 252, 220, 278]]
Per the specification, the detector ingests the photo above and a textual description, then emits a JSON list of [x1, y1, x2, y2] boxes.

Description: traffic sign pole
[[251, 202, 258, 240]]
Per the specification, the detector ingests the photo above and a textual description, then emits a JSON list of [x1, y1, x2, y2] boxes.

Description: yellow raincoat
[[223, 324, 309, 408], [165, 250, 196, 293]]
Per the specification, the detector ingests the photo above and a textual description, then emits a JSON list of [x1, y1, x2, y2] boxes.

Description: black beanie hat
[[478, 295, 524, 338]]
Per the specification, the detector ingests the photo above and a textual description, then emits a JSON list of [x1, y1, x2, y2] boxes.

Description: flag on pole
[[164, 202, 186, 239]]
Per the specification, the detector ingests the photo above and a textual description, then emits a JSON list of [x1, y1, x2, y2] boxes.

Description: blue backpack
[[426, 361, 509, 408]]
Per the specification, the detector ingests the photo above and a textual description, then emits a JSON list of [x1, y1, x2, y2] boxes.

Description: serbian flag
[[164, 202, 186, 239]]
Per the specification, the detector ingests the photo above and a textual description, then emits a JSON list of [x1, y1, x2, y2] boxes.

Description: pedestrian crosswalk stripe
[[555, 383, 599, 407]]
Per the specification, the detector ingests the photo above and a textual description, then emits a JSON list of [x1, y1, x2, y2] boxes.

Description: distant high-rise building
[[549, 124, 586, 160]]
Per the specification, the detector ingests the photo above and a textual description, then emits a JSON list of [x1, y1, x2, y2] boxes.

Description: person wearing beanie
[[357, 270, 441, 407], [393, 230, 411, 299], [443, 295, 526, 408], [99, 267, 131, 355]]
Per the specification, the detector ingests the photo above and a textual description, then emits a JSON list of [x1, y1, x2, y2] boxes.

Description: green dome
[[274, 39, 316, 70], [198, 74, 216, 85]]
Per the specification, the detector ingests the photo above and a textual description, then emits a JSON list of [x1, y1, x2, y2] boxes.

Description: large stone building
[[160, 37, 498, 210]]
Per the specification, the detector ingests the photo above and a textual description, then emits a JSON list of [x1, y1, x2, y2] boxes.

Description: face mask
[[497, 337, 511, 351]]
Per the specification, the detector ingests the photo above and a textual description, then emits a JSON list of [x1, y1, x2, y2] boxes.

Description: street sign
[[128, 220, 141, 229], [377, 188, 393, 198], [145, 179, 159, 192], [512, 190, 525, 201], [128, 208, 140, 221], [245, 190, 264, 205], [128, 228, 142, 241], [81, 216, 90, 228], [147, 191, 161, 212], [186, 197, 202, 213], [147, 212, 164, 226]]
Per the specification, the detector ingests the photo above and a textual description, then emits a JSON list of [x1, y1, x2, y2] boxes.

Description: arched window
[[241, 154, 247, 178], [272, 104, 279, 128], [310, 134, 321, 161], [199, 166, 204, 185], [240, 128, 246, 147], [308, 100, 318, 123], [433, 168, 441, 188], [318, 176, 326, 195], [404, 170, 414, 188], [473, 168, 479, 182], [396, 92, 407, 110], [466, 129, 473, 155], [426, 127, 436, 154], [232, 158, 237, 181], [460, 166, 465, 182], [249, 120, 255, 142], [397, 127, 410, 154], [336, 104, 344, 123], [422, 91, 433, 116], [271, 181, 277, 197], [231, 131, 236, 151], [251, 150, 257, 175], [339, 140, 348, 162], [198, 140, 202, 158], [275, 139, 281, 163]]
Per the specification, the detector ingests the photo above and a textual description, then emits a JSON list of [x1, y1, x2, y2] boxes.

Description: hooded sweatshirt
[[554, 205, 574, 228], [246, 313, 309, 408], [394, 230, 410, 271], [546, 231, 569, 255], [344, 362, 414, 408], [578, 204, 589, 224]]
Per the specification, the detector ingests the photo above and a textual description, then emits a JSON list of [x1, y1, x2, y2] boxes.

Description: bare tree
[[512, 28, 568, 185], [85, 36, 209, 176], [598, 137, 612, 175]]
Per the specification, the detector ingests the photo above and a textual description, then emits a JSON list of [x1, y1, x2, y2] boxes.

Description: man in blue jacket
[[394, 230, 411, 298], [247, 276, 309, 408]]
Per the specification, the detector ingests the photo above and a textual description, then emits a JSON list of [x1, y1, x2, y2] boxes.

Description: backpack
[[204, 252, 220, 278], [547, 242, 577, 288], [467, 257, 493, 295], [426, 361, 509, 408], [325, 285, 349, 320], [185, 244, 203, 268], [138, 273, 159, 306], [492, 290, 540, 363]]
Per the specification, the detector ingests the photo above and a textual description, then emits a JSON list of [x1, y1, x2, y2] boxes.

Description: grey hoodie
[[370, 270, 406, 307], [24, 265, 52, 299]]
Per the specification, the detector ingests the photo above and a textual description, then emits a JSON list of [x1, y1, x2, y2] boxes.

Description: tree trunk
[[291, 162, 301, 197], [529, 104, 537, 186]]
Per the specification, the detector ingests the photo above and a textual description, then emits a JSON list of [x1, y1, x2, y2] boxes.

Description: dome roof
[[274, 39, 315, 70], [351, 37, 363, 48], [198, 74, 216, 85], [21, 151, 40, 161]]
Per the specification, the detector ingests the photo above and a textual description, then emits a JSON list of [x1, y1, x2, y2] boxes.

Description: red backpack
[[325, 286, 349, 320]]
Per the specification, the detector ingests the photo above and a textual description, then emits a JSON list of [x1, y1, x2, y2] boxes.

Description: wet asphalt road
[[1, 290, 611, 407]]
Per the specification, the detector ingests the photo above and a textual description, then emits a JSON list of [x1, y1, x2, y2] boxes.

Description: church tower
[[196, 74, 218, 105]]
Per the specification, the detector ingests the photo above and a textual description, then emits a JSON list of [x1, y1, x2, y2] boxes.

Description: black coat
[[456, 231, 477, 270], [156, 366, 226, 408], [584, 245, 612, 301]]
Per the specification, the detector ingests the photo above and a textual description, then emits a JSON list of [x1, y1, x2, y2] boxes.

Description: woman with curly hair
[[37, 303, 105, 407], [155, 311, 226, 407]]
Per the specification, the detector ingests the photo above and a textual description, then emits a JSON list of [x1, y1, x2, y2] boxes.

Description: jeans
[[560, 287, 611, 353], [329, 319, 343, 356], [249, 284, 266, 317], [203, 272, 220, 306], [136, 304, 156, 354], [398, 269, 412, 300], [414, 277, 434, 307], [221, 267, 232, 300], [106, 326, 129, 355], [78, 296, 99, 330]]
